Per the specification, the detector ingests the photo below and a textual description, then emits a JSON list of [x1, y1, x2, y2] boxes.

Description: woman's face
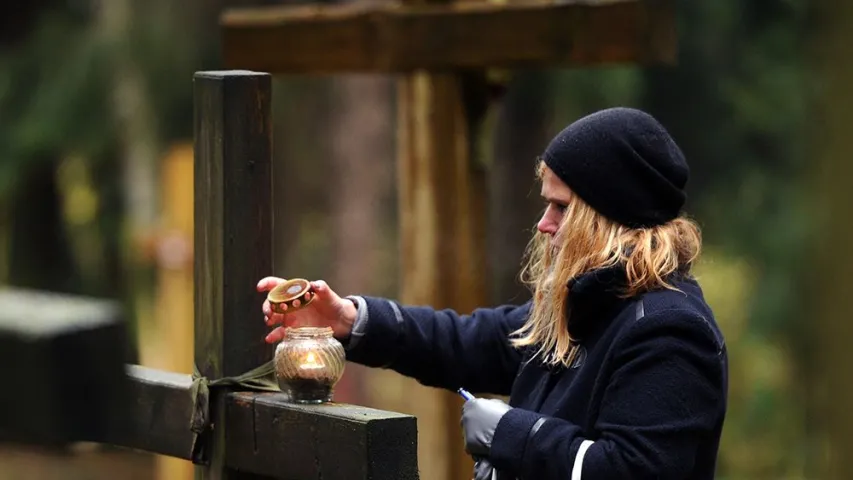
[[536, 166, 573, 249]]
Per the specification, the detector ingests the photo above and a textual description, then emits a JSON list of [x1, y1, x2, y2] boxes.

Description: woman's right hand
[[256, 277, 358, 344]]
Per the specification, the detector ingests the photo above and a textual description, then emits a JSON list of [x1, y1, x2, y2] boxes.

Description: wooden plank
[[193, 70, 274, 478], [95, 366, 195, 460], [150, 142, 195, 480], [391, 72, 488, 480], [386, 1, 495, 476], [0, 288, 128, 446], [225, 392, 419, 479], [92, 368, 419, 480], [221, 0, 676, 74]]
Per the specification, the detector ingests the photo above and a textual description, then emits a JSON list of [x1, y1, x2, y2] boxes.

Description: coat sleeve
[[488, 309, 727, 479], [342, 295, 531, 396]]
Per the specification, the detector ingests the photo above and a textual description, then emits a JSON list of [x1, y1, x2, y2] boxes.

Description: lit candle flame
[[301, 351, 323, 369]]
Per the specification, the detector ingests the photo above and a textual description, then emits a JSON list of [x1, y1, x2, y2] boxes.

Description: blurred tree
[[0, 0, 59, 48], [803, 0, 853, 477], [0, 2, 118, 295], [0, 0, 222, 338], [325, 73, 395, 404], [488, 70, 554, 305], [0, 1, 219, 478], [642, 0, 813, 312], [639, 1, 816, 476]]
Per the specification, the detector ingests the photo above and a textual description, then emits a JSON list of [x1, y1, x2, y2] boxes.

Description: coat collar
[[565, 263, 693, 339], [569, 263, 629, 299], [566, 263, 630, 340]]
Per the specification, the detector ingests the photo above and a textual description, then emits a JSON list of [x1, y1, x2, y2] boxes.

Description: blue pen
[[457, 388, 475, 401]]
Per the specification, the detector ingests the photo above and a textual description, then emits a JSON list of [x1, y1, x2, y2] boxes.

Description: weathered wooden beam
[[93, 368, 420, 480], [394, 72, 488, 480], [96, 365, 195, 460], [225, 392, 418, 479], [193, 70, 274, 478], [221, 0, 676, 74], [0, 288, 129, 446]]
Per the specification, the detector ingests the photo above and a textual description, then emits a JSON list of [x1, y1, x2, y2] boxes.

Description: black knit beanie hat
[[541, 107, 689, 228]]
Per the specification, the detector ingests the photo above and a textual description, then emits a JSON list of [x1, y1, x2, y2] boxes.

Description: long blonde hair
[[510, 162, 703, 367]]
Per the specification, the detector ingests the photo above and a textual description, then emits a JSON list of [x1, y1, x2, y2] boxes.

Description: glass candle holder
[[274, 326, 345, 404]]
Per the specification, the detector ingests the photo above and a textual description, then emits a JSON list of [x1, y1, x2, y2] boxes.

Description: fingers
[[310, 280, 342, 304], [264, 313, 286, 327], [265, 326, 286, 344], [310, 280, 330, 297], [262, 277, 332, 344], [256, 276, 286, 292], [264, 311, 300, 342], [262, 299, 286, 323]]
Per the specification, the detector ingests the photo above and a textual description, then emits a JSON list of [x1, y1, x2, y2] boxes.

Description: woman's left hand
[[461, 398, 512, 457]]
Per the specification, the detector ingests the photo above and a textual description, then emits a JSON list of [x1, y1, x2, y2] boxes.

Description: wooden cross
[[0, 71, 419, 480], [218, 1, 676, 479]]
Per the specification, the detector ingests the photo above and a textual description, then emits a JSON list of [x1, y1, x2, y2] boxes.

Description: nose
[[537, 213, 558, 236]]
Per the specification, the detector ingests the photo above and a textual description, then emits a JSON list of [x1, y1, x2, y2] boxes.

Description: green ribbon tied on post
[[189, 360, 280, 465]]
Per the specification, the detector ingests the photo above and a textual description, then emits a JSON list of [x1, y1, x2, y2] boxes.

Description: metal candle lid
[[267, 278, 315, 314]]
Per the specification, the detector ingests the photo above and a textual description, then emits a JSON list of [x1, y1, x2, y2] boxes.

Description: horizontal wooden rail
[[0, 288, 128, 446], [221, 0, 676, 74], [226, 392, 418, 479], [96, 365, 196, 460], [93, 365, 419, 479]]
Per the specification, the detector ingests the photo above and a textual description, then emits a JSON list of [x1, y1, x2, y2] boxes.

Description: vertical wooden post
[[810, 2, 853, 477], [153, 143, 196, 480], [193, 70, 274, 479], [396, 70, 487, 479]]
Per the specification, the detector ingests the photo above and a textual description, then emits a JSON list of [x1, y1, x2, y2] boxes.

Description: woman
[[258, 107, 728, 479]]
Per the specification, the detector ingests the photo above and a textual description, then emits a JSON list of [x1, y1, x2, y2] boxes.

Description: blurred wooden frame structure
[[1, 72, 420, 480], [220, 0, 677, 479]]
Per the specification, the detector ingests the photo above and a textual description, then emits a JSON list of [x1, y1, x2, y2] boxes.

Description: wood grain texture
[[394, 72, 487, 479], [193, 70, 274, 479], [225, 392, 418, 479], [93, 366, 194, 460], [384, 1, 496, 478], [0, 288, 129, 446], [85, 372, 418, 479], [221, 0, 676, 74]]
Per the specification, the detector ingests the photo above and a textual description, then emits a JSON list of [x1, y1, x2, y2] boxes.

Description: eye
[[542, 199, 568, 214]]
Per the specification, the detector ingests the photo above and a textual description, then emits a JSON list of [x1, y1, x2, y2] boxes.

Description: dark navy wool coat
[[345, 265, 728, 479]]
